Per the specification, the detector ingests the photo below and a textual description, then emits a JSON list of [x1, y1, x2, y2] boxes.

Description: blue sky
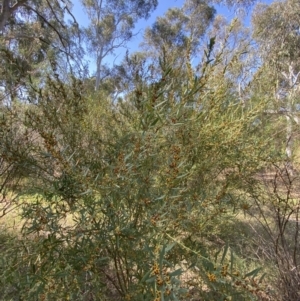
[[70, 0, 274, 74]]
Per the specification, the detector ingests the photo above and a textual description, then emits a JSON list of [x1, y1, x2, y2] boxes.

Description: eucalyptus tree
[[81, 0, 158, 91], [212, 0, 257, 8], [112, 0, 260, 104], [143, 0, 215, 70], [252, 0, 300, 162], [250, 2, 300, 299], [0, 0, 83, 104]]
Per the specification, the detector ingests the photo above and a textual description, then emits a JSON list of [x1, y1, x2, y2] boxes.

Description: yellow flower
[[207, 272, 217, 282]]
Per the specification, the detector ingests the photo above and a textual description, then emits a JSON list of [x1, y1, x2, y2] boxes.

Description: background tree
[[250, 1, 300, 299], [81, 0, 158, 90], [141, 0, 215, 81], [252, 0, 300, 162], [0, 0, 83, 104]]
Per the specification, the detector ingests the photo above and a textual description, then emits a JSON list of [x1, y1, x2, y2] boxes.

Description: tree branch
[[24, 4, 68, 48]]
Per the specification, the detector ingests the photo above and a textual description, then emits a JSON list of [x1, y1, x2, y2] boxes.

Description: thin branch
[[45, 0, 66, 30], [24, 4, 68, 48]]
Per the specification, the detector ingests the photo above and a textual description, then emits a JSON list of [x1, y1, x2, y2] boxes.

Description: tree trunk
[[286, 115, 293, 158], [0, 0, 11, 32], [95, 48, 103, 91], [0, 0, 28, 33]]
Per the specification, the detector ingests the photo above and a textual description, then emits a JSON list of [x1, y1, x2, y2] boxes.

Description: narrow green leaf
[[145, 276, 156, 283], [140, 270, 152, 283], [165, 242, 176, 253], [176, 172, 190, 179], [151, 117, 159, 126], [230, 248, 234, 274], [244, 267, 262, 278], [258, 272, 266, 283], [124, 151, 133, 162], [221, 243, 229, 264], [164, 67, 172, 76], [159, 245, 165, 270], [214, 248, 221, 262], [154, 99, 168, 108], [169, 268, 182, 277]]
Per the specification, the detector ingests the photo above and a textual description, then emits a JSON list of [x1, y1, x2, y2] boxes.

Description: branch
[[45, 0, 66, 30], [24, 4, 68, 48]]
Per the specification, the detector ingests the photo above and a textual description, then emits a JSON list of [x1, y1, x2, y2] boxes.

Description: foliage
[[1, 0, 300, 301]]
